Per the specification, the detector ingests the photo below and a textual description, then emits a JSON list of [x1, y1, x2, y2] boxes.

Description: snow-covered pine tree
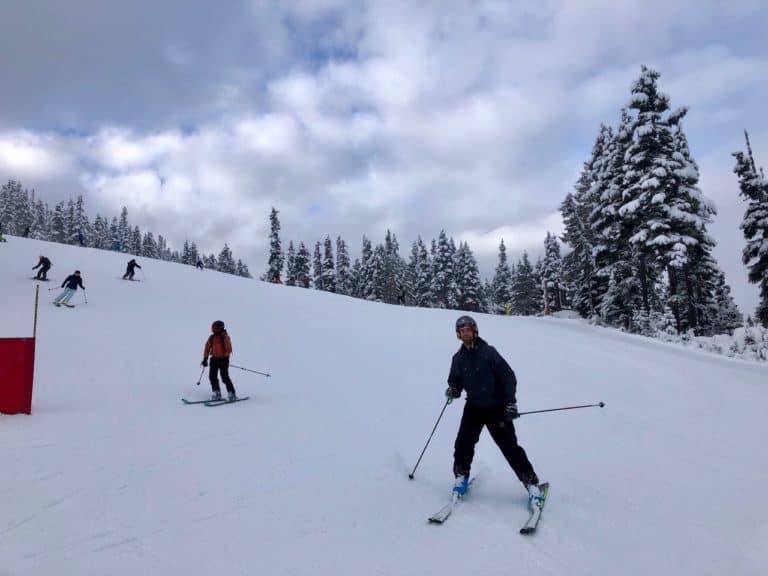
[[619, 65, 681, 313], [490, 239, 513, 314], [711, 270, 743, 334], [380, 230, 405, 304], [321, 236, 336, 293], [733, 131, 768, 326], [92, 215, 109, 249], [430, 230, 454, 308], [236, 259, 251, 278], [204, 253, 217, 270], [512, 252, 540, 316], [358, 236, 375, 300], [32, 200, 49, 240], [118, 207, 130, 252], [411, 236, 432, 307], [109, 217, 120, 250], [368, 244, 386, 301], [335, 237, 352, 295], [600, 259, 642, 330], [541, 231, 565, 312], [265, 207, 284, 283], [218, 244, 236, 274], [312, 241, 323, 291], [71, 195, 91, 246], [142, 232, 158, 258], [130, 226, 142, 255], [453, 242, 483, 311], [294, 242, 312, 288], [50, 202, 67, 243], [285, 241, 297, 286], [349, 258, 362, 297], [182, 239, 192, 265]]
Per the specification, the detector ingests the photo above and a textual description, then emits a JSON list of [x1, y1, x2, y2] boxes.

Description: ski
[[520, 482, 549, 535], [181, 398, 215, 405], [204, 396, 250, 407], [428, 477, 475, 524], [52, 302, 75, 308]]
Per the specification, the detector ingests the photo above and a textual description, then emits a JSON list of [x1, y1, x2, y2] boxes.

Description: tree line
[[0, 182, 251, 278]]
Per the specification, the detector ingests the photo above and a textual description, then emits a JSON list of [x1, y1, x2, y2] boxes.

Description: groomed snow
[[2, 236, 768, 575]]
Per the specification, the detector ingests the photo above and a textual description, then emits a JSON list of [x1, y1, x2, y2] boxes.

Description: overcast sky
[[1, 0, 766, 313]]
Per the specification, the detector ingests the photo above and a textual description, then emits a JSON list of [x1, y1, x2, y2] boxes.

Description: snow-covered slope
[[2, 236, 767, 576]]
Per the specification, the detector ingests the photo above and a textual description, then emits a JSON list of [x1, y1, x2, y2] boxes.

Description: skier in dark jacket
[[123, 259, 141, 280], [32, 255, 52, 280], [53, 271, 85, 307], [446, 315, 543, 507], [201, 320, 237, 401]]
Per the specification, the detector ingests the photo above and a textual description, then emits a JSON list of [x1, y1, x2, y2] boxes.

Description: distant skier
[[201, 320, 237, 401], [32, 255, 52, 280], [196, 260, 204, 270], [445, 315, 543, 508], [53, 270, 85, 307], [122, 259, 141, 280]]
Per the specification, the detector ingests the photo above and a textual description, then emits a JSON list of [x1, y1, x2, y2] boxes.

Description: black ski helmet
[[212, 320, 225, 331], [455, 315, 478, 337]]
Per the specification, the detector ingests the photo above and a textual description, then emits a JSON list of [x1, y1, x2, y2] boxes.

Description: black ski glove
[[504, 402, 519, 422], [201, 358, 208, 367], [445, 387, 461, 400]]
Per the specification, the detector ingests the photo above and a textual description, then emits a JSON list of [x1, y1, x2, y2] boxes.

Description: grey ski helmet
[[455, 315, 477, 336], [212, 320, 225, 331]]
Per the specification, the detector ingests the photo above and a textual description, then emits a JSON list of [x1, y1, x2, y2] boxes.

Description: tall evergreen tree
[[733, 131, 768, 326], [512, 252, 540, 316], [294, 242, 312, 288], [335, 237, 352, 295], [218, 244, 236, 274], [490, 239, 513, 314], [541, 232, 564, 312], [430, 230, 454, 308], [321, 236, 336, 293], [265, 207, 284, 283], [285, 241, 297, 286], [312, 241, 323, 291]]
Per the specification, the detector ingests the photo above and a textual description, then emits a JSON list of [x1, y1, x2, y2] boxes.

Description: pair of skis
[[181, 397, 249, 407], [428, 480, 549, 535]]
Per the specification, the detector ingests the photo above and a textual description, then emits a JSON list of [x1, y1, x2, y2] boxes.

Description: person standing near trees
[[445, 315, 544, 508]]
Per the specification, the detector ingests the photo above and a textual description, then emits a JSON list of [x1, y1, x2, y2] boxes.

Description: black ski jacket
[[447, 337, 517, 407], [61, 275, 84, 290]]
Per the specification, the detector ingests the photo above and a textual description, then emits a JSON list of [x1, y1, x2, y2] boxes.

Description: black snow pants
[[209, 357, 235, 394], [36, 264, 50, 280], [453, 401, 538, 486]]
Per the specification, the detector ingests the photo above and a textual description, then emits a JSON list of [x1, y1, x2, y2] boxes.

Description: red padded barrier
[[0, 338, 35, 414]]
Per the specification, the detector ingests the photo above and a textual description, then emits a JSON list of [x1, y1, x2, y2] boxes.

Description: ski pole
[[229, 364, 271, 377], [195, 366, 205, 386], [519, 402, 605, 416], [140, 268, 146, 281], [82, 290, 88, 304], [408, 398, 451, 480]]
